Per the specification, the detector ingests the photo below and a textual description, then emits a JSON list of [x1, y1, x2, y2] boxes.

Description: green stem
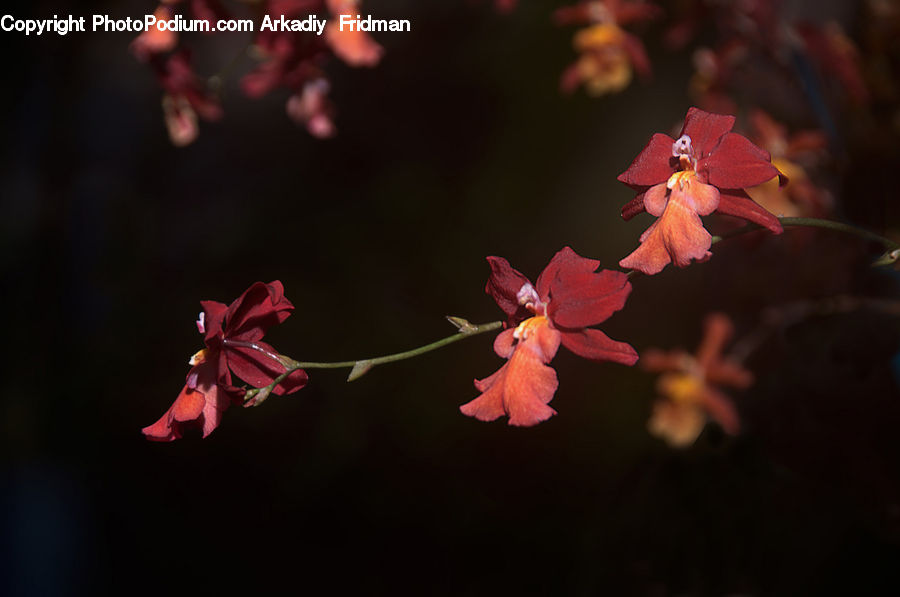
[[240, 319, 503, 404], [711, 217, 900, 250], [295, 320, 503, 369]]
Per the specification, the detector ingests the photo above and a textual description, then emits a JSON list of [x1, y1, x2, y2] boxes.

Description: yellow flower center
[[574, 23, 624, 50], [189, 348, 208, 366], [667, 169, 697, 191], [514, 316, 549, 342], [659, 373, 705, 405]]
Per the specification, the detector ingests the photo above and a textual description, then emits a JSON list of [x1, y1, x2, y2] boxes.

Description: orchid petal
[[485, 256, 532, 322], [699, 387, 740, 435], [640, 348, 690, 373], [717, 189, 783, 233], [696, 313, 733, 370], [224, 281, 295, 342], [549, 269, 632, 329], [617, 133, 677, 186], [643, 182, 669, 217], [225, 341, 308, 395], [621, 191, 647, 220], [536, 246, 601, 300], [199, 300, 228, 343], [681, 107, 735, 158], [619, 189, 714, 274], [462, 323, 561, 427], [648, 400, 706, 447], [493, 328, 517, 359], [559, 328, 638, 365], [702, 132, 781, 189]]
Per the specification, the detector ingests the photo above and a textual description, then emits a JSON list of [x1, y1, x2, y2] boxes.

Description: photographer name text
[[1, 14, 411, 37]]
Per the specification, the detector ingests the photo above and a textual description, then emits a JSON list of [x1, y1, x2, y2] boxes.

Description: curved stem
[[711, 216, 900, 250], [295, 320, 503, 369], [239, 319, 504, 404]]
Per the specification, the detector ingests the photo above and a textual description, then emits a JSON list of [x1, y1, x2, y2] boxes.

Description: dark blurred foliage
[[2, 0, 900, 594]]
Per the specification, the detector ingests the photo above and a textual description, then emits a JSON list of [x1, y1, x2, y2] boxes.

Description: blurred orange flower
[[744, 110, 832, 219], [643, 313, 752, 447], [557, 1, 657, 96]]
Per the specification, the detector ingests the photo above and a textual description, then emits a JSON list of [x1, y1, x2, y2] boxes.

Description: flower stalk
[[241, 319, 503, 406], [710, 216, 900, 252]]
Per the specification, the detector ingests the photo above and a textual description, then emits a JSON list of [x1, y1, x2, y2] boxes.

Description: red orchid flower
[[642, 313, 752, 447], [618, 107, 786, 275], [143, 281, 308, 441], [461, 247, 638, 427]]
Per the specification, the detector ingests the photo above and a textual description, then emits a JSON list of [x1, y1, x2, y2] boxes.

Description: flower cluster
[[138, 1, 900, 452], [143, 107, 794, 442], [642, 313, 752, 447], [556, 0, 660, 96], [143, 281, 307, 441], [132, 0, 383, 145]]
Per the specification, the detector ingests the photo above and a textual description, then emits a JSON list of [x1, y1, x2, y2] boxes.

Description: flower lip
[[196, 311, 206, 334]]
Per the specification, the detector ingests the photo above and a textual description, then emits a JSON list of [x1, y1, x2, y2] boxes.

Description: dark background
[[3, 0, 900, 594]]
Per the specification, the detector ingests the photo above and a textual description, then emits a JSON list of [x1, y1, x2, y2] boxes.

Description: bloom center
[[516, 282, 548, 316], [575, 23, 623, 49], [189, 348, 208, 366], [671, 134, 696, 170], [666, 169, 698, 191], [659, 373, 705, 405], [513, 316, 549, 342]]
